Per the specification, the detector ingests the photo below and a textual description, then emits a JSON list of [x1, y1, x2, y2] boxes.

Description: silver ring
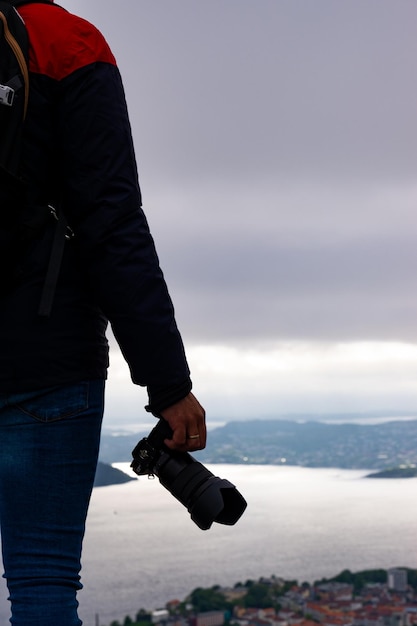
[[188, 434, 200, 439]]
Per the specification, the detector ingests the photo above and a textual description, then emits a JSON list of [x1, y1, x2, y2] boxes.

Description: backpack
[[0, 0, 68, 316]]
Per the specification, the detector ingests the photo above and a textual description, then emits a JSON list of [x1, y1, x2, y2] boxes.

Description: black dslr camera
[[131, 419, 247, 530]]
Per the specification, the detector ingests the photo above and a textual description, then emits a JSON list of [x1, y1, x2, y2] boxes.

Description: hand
[[160, 392, 206, 452]]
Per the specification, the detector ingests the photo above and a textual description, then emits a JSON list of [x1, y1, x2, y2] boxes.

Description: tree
[[135, 609, 152, 623], [244, 583, 274, 609], [189, 587, 230, 612]]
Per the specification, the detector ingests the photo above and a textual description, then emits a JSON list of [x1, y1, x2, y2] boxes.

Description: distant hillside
[[315, 567, 417, 591], [94, 461, 136, 487], [99, 430, 148, 464], [367, 466, 417, 479], [99, 419, 417, 470], [193, 419, 417, 469]]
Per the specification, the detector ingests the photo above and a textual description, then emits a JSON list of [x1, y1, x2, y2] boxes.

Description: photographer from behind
[[0, 1, 205, 625]]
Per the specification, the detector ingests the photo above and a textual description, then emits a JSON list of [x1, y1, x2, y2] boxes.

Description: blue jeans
[[0, 380, 105, 626]]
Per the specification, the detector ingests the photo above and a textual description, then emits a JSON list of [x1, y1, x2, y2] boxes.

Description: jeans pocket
[[15, 381, 90, 423]]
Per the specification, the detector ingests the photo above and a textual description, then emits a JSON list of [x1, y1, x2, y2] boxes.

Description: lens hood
[[187, 476, 247, 530]]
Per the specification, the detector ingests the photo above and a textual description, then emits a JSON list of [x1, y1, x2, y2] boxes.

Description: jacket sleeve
[[55, 60, 191, 407]]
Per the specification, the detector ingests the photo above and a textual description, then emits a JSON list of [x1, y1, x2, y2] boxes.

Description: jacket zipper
[[0, 10, 29, 119]]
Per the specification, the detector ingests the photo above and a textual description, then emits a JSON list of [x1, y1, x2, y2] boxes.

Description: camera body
[[131, 419, 247, 530]]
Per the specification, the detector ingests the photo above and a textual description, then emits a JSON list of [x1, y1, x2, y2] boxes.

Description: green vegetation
[[315, 568, 387, 594], [108, 610, 152, 626], [315, 567, 417, 594], [188, 586, 232, 613], [243, 583, 279, 609], [103, 568, 417, 626]]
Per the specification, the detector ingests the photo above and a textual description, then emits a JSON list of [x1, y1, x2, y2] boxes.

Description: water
[[0, 465, 416, 625]]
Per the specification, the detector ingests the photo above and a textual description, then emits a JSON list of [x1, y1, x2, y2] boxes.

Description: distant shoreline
[[367, 466, 417, 479], [102, 414, 417, 435], [99, 418, 417, 471]]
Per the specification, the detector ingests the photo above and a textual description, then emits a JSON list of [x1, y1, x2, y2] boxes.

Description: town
[[99, 419, 417, 470], [103, 568, 417, 626]]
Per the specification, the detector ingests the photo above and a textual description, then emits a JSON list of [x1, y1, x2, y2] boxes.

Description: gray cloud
[[65, 0, 417, 347], [167, 248, 417, 345], [67, 0, 417, 185], [142, 179, 417, 344]]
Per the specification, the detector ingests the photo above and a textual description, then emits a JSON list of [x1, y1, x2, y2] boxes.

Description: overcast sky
[[64, 0, 417, 428]]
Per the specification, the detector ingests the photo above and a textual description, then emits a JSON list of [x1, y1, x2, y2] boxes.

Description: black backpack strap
[[38, 207, 73, 317]]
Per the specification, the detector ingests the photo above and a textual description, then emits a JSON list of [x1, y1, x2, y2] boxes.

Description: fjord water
[[0, 465, 416, 625]]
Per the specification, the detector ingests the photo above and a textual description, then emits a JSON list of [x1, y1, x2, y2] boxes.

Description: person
[[0, 1, 206, 624]]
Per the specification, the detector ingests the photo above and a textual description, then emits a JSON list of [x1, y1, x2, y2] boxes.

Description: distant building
[[387, 569, 408, 593], [193, 611, 225, 626], [166, 600, 181, 610], [152, 609, 170, 624], [222, 586, 248, 602], [316, 583, 353, 602]]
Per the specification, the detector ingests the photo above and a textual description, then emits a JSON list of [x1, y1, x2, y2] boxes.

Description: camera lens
[[154, 449, 247, 530], [131, 419, 247, 530]]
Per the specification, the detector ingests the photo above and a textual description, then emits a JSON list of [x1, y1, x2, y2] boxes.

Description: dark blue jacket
[[0, 1, 191, 410]]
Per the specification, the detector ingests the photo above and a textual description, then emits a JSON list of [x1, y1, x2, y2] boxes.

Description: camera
[[131, 419, 247, 530]]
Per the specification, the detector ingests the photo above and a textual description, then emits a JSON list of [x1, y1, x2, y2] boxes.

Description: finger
[[165, 427, 202, 452], [160, 393, 207, 451], [185, 436, 202, 451], [164, 425, 186, 450], [198, 421, 207, 448], [186, 428, 206, 451]]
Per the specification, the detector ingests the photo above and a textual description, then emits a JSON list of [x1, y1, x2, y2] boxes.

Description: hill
[[93, 461, 136, 487], [193, 419, 417, 469], [366, 466, 417, 479], [98, 419, 417, 470]]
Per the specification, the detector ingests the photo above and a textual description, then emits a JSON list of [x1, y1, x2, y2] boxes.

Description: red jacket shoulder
[[17, 4, 116, 79]]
